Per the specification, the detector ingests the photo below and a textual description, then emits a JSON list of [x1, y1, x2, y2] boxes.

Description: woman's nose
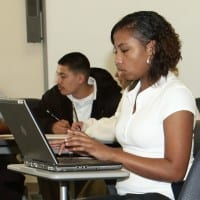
[[115, 53, 123, 66]]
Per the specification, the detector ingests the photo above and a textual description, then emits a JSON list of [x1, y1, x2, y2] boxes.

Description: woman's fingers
[[58, 142, 66, 155]]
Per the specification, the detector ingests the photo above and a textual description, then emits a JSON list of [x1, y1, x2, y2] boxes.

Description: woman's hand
[[59, 129, 117, 161], [71, 121, 83, 131], [49, 139, 66, 153]]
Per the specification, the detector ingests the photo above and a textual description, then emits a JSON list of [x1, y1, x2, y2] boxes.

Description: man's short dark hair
[[58, 52, 91, 78]]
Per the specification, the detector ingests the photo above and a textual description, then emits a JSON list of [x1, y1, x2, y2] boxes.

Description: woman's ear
[[146, 40, 156, 65], [146, 40, 156, 56]]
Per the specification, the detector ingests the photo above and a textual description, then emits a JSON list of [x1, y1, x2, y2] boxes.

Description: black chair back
[[195, 98, 200, 112], [25, 98, 40, 112], [177, 149, 200, 200]]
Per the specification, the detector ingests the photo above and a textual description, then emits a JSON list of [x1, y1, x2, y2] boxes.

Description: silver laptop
[[0, 98, 122, 172]]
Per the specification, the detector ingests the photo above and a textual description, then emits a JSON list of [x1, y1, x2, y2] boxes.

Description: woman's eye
[[121, 49, 129, 53]]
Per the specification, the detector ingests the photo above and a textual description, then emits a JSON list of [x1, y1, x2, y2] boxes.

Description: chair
[[174, 120, 200, 200], [25, 98, 40, 112], [172, 120, 200, 199], [24, 98, 40, 120], [177, 148, 200, 200], [193, 120, 200, 158], [195, 98, 200, 112]]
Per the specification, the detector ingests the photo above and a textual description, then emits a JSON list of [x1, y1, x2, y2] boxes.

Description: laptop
[[0, 98, 122, 172]]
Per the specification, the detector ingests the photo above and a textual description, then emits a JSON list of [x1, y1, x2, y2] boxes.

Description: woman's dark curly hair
[[111, 11, 181, 83]]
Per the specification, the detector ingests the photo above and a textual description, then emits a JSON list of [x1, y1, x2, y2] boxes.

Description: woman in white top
[[51, 11, 197, 200]]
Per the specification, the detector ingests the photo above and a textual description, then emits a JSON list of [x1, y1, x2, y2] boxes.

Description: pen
[[72, 103, 79, 122], [46, 109, 60, 121], [72, 103, 81, 131]]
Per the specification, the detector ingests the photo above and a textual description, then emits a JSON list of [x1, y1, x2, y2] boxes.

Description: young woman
[[51, 11, 197, 200]]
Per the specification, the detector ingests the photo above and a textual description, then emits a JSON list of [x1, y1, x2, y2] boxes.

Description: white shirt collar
[[125, 72, 176, 106]]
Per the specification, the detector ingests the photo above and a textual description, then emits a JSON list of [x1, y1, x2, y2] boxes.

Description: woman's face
[[113, 29, 151, 82]]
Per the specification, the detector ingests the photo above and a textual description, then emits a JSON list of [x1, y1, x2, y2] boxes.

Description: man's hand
[[52, 120, 70, 134]]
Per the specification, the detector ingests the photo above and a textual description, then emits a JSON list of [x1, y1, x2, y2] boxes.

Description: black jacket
[[34, 68, 122, 133]]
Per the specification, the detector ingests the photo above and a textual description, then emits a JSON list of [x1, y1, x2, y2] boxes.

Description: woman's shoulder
[[160, 74, 197, 118], [162, 75, 194, 100]]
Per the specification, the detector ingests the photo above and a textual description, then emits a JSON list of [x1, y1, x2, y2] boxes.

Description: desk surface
[[0, 134, 67, 141], [8, 164, 129, 181], [0, 134, 15, 140], [0, 134, 67, 155], [0, 135, 19, 154], [0, 134, 113, 155]]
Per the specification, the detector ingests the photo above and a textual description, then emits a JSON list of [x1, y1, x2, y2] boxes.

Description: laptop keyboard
[[57, 156, 111, 165]]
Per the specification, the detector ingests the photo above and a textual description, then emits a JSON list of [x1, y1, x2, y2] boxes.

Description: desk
[[0, 134, 20, 154], [0, 134, 67, 154], [0, 134, 114, 155], [0, 134, 68, 141], [8, 164, 129, 200]]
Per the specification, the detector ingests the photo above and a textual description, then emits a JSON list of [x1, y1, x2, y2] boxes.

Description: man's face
[[56, 65, 81, 95]]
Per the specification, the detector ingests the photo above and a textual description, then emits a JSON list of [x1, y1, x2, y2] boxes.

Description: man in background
[[34, 52, 122, 135]]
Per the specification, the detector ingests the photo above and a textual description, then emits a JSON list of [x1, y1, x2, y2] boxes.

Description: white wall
[[0, 1, 200, 98], [0, 0, 44, 98], [44, 0, 200, 97]]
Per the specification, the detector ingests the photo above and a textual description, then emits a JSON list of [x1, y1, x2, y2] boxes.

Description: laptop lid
[[0, 98, 122, 171], [0, 98, 58, 164]]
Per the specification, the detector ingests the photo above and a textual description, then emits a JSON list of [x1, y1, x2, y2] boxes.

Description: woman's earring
[[146, 56, 151, 64]]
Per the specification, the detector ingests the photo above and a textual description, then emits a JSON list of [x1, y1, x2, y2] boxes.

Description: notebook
[[0, 98, 122, 172]]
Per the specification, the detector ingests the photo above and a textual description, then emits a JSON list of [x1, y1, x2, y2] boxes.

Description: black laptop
[[0, 98, 121, 172]]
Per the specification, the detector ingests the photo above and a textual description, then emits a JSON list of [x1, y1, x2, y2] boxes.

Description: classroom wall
[[0, 0, 44, 98], [44, 0, 200, 97], [0, 1, 200, 98]]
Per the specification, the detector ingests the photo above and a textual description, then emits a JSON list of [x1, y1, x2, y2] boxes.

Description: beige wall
[[0, 0, 44, 98], [0, 1, 200, 98], [44, 0, 200, 97]]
